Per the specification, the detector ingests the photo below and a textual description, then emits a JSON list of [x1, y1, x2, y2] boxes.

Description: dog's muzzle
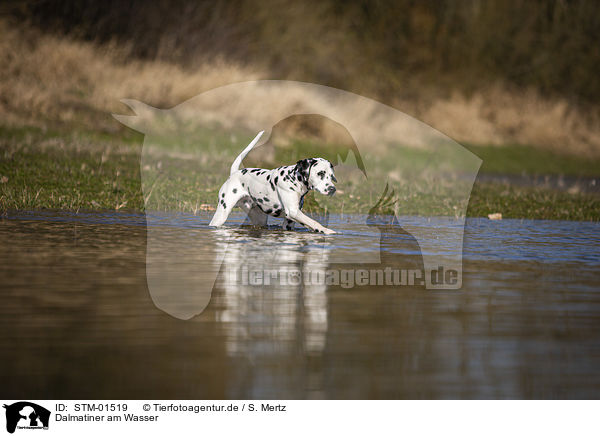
[[326, 186, 336, 196]]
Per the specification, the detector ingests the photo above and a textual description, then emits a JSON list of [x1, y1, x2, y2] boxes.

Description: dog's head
[[295, 158, 337, 196]]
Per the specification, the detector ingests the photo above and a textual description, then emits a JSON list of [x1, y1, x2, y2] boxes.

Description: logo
[[3, 402, 50, 433], [113, 80, 481, 320]]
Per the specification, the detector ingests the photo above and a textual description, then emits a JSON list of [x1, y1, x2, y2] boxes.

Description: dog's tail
[[230, 130, 264, 176]]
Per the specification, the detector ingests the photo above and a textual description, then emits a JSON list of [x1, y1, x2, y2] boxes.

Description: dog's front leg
[[288, 210, 336, 235], [278, 187, 336, 234]]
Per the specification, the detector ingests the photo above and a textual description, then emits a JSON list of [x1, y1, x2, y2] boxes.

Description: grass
[[464, 143, 600, 177], [0, 126, 144, 212], [1, 124, 599, 221], [467, 183, 599, 221]]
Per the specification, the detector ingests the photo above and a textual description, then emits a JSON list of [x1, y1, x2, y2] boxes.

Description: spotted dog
[[209, 131, 338, 234]]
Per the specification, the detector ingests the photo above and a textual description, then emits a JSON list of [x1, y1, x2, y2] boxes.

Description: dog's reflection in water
[[209, 184, 424, 362], [211, 227, 331, 357]]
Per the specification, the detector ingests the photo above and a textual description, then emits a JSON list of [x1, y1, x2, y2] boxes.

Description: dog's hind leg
[[209, 180, 245, 226], [240, 201, 268, 226]]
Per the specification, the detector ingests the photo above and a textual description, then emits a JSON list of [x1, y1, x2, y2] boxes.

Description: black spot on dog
[[273, 209, 281, 216], [318, 170, 325, 179], [265, 209, 272, 214], [267, 175, 270, 181], [233, 188, 237, 193], [241, 169, 247, 174], [257, 198, 263, 203], [270, 181, 275, 190], [273, 203, 279, 209], [222, 193, 225, 198], [263, 197, 269, 202], [274, 176, 279, 184]]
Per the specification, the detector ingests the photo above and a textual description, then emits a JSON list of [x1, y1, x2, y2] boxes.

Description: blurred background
[[1, 0, 599, 154]]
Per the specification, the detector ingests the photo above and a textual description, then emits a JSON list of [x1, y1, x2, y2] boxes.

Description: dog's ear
[[295, 160, 304, 171], [295, 158, 315, 174], [295, 159, 317, 186], [295, 158, 312, 170], [298, 158, 317, 173]]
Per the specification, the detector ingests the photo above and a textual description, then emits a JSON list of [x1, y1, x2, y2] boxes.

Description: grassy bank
[[2, 7, 600, 221], [1, 124, 599, 221]]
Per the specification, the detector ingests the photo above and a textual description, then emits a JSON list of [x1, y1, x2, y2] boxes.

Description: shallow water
[[1, 210, 599, 399]]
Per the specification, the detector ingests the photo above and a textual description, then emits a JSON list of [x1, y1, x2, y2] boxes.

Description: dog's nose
[[327, 186, 336, 196]]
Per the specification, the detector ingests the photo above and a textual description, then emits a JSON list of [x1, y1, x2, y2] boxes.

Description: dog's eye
[[317, 171, 326, 179], [332, 174, 337, 182]]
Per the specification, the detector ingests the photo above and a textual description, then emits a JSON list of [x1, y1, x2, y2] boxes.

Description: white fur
[[209, 132, 337, 234]]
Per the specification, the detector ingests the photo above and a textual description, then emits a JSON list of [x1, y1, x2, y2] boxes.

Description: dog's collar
[[307, 164, 314, 189]]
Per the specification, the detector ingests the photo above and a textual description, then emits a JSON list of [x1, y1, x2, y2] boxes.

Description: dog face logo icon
[[3, 402, 50, 433]]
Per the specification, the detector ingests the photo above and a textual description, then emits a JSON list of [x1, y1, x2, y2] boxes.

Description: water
[[1, 211, 599, 399]]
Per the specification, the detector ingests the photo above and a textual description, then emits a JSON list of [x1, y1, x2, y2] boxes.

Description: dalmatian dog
[[209, 131, 338, 234]]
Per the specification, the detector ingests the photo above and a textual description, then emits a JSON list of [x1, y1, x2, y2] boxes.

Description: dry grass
[[422, 86, 600, 156], [1, 18, 600, 156], [0, 19, 264, 128]]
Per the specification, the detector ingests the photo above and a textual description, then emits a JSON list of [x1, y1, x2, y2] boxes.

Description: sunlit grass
[[464, 143, 600, 177], [1, 124, 599, 221]]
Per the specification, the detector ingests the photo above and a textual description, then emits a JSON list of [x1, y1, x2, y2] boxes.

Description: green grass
[[0, 125, 144, 211], [467, 182, 599, 221], [1, 124, 599, 221], [464, 143, 600, 177]]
